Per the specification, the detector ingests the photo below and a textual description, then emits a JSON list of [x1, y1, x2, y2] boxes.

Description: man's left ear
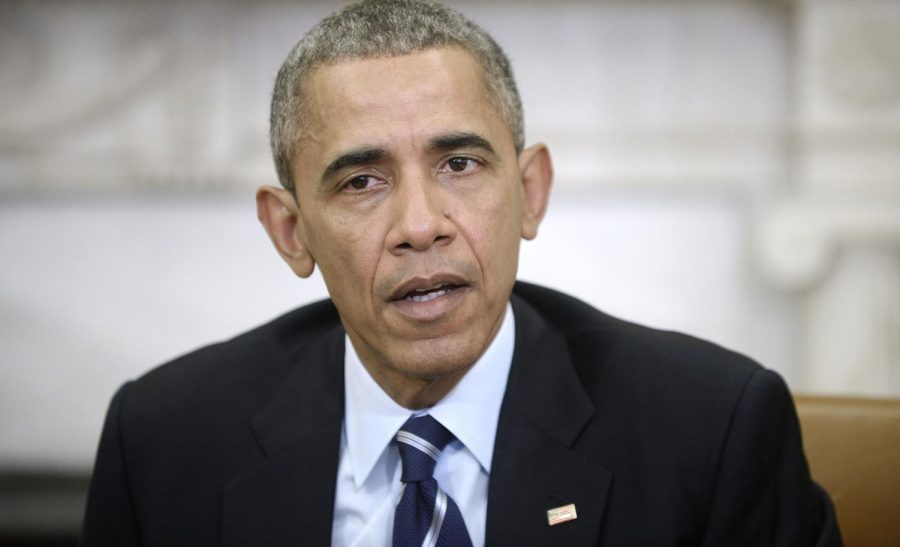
[[518, 143, 553, 240]]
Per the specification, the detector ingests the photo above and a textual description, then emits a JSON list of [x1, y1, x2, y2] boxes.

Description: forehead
[[293, 48, 512, 177], [305, 46, 491, 110]]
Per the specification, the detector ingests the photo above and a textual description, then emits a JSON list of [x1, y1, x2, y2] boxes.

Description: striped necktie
[[393, 414, 474, 547]]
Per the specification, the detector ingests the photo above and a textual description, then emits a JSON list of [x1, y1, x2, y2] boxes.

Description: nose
[[385, 174, 456, 254]]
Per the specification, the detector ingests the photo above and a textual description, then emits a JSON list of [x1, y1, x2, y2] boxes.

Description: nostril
[[396, 242, 413, 250]]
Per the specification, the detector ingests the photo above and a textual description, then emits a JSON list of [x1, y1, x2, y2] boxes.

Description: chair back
[[795, 395, 900, 547]]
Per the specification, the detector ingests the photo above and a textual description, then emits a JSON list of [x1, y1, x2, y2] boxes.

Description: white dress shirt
[[331, 304, 515, 547]]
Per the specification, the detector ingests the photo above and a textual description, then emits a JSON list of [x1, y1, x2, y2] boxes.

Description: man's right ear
[[256, 185, 316, 278]]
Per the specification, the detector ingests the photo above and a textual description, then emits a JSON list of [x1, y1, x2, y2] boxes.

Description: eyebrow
[[319, 132, 497, 185], [321, 147, 388, 184], [429, 132, 496, 156]]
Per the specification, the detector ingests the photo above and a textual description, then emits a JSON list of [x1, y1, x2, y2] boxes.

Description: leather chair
[[794, 395, 900, 547]]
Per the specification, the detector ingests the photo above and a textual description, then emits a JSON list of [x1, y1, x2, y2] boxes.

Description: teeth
[[406, 288, 449, 302]]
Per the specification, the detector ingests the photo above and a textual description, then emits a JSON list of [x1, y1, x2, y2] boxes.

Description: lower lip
[[389, 285, 469, 322]]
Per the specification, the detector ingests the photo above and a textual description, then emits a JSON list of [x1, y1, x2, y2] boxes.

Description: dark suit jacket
[[81, 282, 841, 546]]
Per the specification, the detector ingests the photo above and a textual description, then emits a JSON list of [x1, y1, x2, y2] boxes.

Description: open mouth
[[387, 274, 470, 320], [403, 283, 459, 303]]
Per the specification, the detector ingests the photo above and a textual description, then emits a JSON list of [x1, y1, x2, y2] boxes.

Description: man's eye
[[345, 175, 377, 191], [445, 157, 478, 173]]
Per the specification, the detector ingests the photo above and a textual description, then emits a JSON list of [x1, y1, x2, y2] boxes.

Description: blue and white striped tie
[[393, 414, 473, 547]]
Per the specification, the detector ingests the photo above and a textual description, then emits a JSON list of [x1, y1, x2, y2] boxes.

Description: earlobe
[[518, 144, 554, 240], [256, 185, 316, 278]]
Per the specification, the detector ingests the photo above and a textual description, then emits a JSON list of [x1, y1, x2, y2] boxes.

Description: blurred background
[[1, 0, 899, 543]]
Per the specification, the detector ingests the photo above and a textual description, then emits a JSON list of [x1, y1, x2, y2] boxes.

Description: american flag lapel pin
[[547, 503, 578, 526]]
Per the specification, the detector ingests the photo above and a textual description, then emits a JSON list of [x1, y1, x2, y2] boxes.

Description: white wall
[[2, 0, 898, 470]]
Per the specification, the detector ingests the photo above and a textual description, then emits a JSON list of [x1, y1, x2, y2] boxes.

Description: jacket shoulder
[[120, 298, 341, 428], [512, 281, 763, 398], [142, 298, 337, 379]]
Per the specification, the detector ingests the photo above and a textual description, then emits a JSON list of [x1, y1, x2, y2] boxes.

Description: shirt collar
[[343, 303, 515, 488]]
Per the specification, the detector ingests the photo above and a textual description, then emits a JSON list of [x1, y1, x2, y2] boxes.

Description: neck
[[362, 360, 473, 409], [344, 304, 508, 410]]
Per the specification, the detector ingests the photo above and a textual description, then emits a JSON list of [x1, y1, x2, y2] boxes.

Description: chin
[[393, 334, 486, 381]]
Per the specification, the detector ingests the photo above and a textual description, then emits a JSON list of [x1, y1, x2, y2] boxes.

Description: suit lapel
[[219, 288, 613, 545], [486, 294, 612, 546], [222, 324, 345, 546]]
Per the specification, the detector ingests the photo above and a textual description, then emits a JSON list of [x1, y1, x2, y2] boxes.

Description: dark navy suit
[[82, 282, 841, 546]]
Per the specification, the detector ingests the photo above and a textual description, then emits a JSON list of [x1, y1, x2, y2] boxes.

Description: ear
[[256, 185, 316, 278], [518, 143, 553, 240]]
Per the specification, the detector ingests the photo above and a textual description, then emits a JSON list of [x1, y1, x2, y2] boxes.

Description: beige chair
[[794, 395, 900, 547]]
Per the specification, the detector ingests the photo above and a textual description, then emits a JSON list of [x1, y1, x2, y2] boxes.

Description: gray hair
[[270, 0, 524, 192]]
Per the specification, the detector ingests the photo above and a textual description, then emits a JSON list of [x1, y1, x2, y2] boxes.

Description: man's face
[[274, 47, 549, 402]]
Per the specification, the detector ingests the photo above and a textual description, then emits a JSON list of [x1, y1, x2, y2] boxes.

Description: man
[[81, 1, 841, 545]]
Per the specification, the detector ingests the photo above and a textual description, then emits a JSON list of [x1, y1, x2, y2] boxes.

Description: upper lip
[[388, 273, 469, 301]]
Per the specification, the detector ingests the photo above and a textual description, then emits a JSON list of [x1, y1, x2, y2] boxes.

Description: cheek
[[458, 184, 524, 273], [306, 211, 384, 290]]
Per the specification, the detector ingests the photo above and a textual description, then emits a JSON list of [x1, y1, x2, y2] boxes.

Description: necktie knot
[[395, 414, 454, 483]]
